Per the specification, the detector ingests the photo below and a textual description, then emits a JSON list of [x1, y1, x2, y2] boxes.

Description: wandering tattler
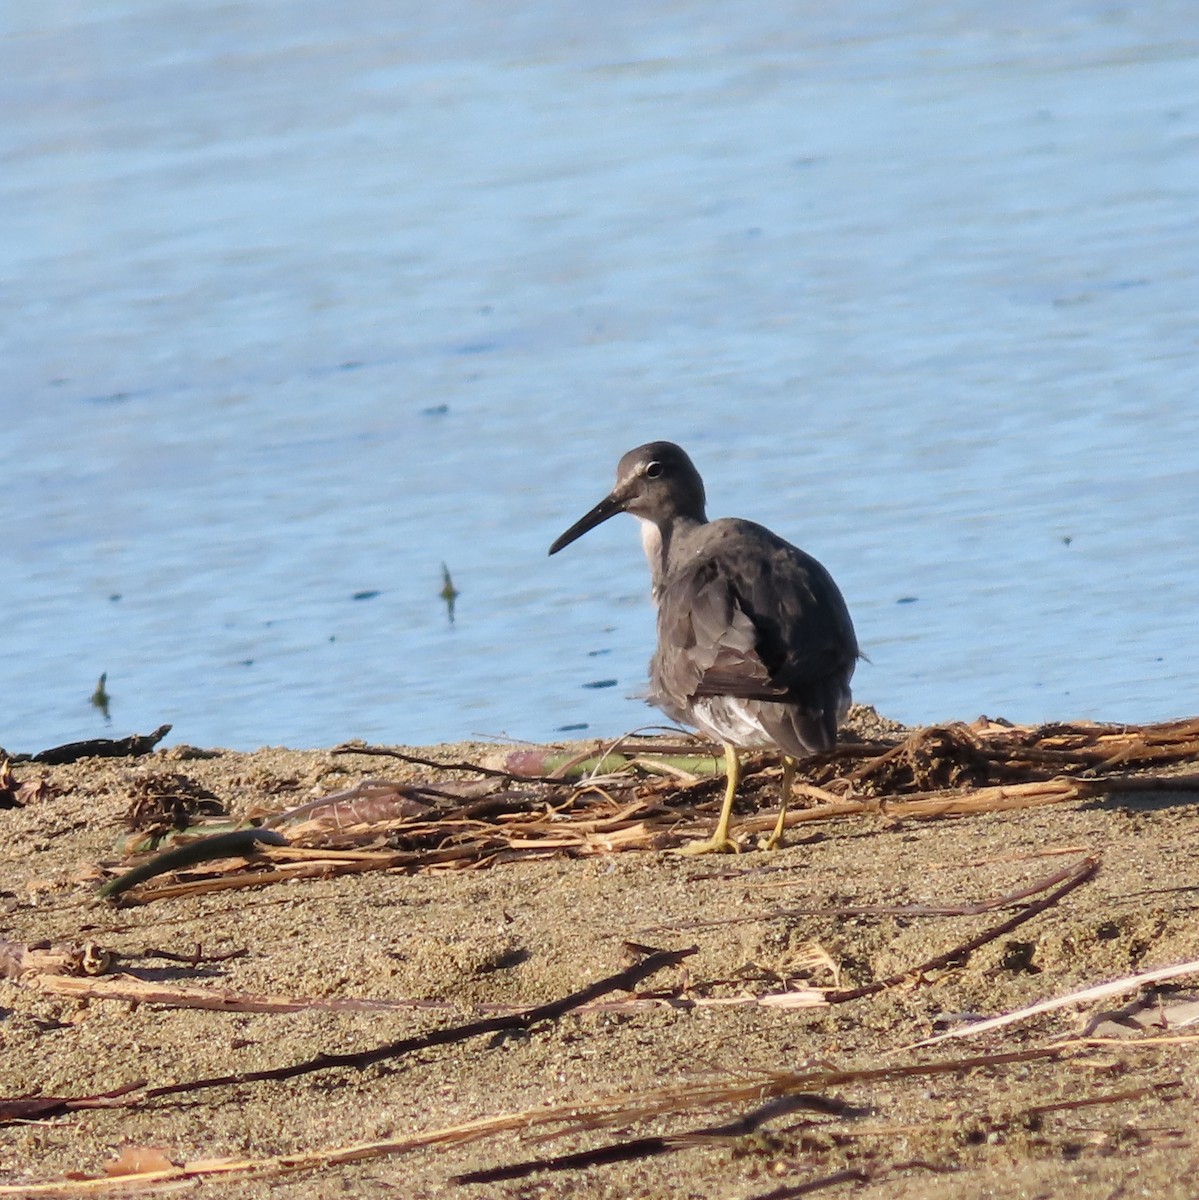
[[549, 441, 858, 854]]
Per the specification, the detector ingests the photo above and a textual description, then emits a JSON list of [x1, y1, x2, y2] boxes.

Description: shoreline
[[3, 712, 1198, 1197]]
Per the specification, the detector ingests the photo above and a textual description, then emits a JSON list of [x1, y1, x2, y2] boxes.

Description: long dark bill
[[548, 491, 626, 555]]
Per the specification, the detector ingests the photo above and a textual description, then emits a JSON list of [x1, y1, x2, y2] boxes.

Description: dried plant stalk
[[912, 956, 1199, 1047], [0, 1046, 1073, 1196], [94, 716, 1199, 904]]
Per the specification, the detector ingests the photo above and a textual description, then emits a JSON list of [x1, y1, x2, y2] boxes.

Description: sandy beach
[[3, 708, 1199, 1198]]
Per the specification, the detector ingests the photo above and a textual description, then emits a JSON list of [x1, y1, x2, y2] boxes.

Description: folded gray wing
[[650, 526, 857, 710]]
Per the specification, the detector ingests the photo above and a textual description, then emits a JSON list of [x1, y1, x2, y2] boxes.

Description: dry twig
[[1, 947, 694, 1128], [0, 1046, 1073, 1196], [911, 956, 1199, 1047], [826, 854, 1100, 1004]]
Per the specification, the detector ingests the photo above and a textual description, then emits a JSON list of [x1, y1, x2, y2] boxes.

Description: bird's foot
[[757, 818, 789, 851], [757, 807, 789, 851], [675, 833, 741, 856]]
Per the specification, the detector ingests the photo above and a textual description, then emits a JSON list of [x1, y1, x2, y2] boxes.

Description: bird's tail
[[760, 678, 852, 757]]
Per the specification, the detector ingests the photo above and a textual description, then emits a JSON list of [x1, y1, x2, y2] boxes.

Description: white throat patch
[[637, 518, 663, 602]]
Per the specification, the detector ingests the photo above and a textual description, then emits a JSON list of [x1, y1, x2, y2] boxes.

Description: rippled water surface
[[2, 2, 1196, 751]]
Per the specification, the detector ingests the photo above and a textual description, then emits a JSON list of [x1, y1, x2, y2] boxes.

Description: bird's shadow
[[1081, 787, 1199, 814]]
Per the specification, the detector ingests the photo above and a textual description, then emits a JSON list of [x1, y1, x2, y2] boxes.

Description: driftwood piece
[[18, 725, 173, 766]]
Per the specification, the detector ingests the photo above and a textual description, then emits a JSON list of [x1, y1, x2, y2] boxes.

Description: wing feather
[[649, 521, 857, 715]]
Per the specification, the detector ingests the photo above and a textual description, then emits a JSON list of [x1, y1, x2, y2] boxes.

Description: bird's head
[[549, 441, 707, 555]]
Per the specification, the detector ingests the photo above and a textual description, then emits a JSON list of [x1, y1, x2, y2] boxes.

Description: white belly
[[687, 697, 776, 749]]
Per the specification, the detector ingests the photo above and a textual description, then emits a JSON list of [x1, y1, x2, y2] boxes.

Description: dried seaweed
[[0, 759, 53, 808], [96, 829, 291, 901], [121, 770, 226, 839], [829, 716, 1199, 796], [92, 715, 1199, 905]]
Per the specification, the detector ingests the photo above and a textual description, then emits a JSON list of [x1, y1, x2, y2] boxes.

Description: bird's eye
[[645, 460, 664, 478]]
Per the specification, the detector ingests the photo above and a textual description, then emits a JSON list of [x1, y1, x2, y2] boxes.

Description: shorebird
[[549, 441, 858, 854]]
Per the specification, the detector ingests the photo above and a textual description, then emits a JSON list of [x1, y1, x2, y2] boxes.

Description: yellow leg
[[760, 755, 795, 851], [677, 744, 742, 855]]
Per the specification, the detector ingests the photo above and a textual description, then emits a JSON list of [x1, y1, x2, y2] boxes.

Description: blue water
[[2, 2, 1196, 752]]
